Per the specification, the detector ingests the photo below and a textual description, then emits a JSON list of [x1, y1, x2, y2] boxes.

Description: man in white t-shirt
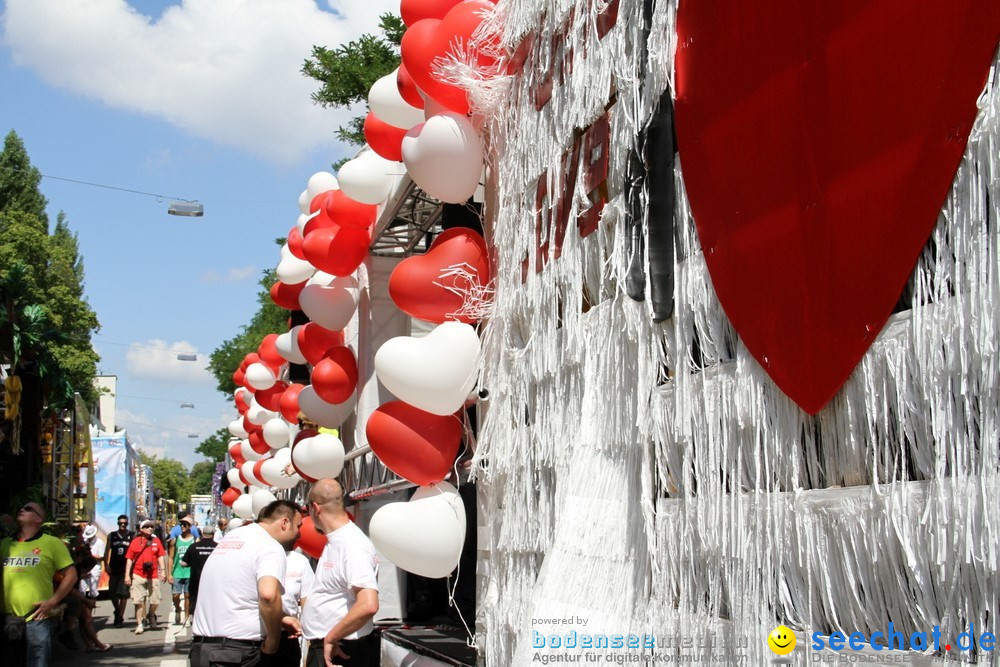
[[189, 499, 303, 667], [276, 549, 315, 665], [299, 479, 379, 667]]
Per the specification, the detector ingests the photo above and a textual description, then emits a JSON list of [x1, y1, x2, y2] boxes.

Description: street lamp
[[179, 402, 195, 409], [168, 201, 204, 217], [176, 353, 197, 361]]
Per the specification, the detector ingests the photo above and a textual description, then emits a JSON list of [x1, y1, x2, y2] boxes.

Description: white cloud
[[2, 0, 399, 163], [200, 265, 257, 283], [125, 339, 214, 384]]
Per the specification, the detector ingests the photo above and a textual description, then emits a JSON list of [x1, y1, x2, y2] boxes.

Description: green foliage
[[301, 13, 405, 147], [189, 460, 218, 496], [195, 427, 231, 462], [139, 451, 192, 503], [0, 130, 48, 227], [208, 268, 288, 397]]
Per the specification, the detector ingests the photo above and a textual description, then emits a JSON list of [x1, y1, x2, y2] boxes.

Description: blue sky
[[0, 0, 396, 465]]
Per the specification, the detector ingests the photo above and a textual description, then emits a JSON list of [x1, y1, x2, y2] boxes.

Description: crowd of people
[[2, 477, 382, 667]]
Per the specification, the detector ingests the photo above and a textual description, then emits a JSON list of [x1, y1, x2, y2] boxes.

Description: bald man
[[299, 479, 380, 667]]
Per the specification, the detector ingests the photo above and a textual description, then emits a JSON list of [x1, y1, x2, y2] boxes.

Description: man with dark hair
[[169, 512, 201, 541], [181, 525, 217, 617], [104, 514, 133, 626], [1, 502, 78, 666], [300, 479, 380, 667], [190, 500, 303, 667]]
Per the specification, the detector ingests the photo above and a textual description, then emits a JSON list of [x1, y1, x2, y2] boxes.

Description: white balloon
[[232, 493, 255, 520], [272, 447, 293, 465], [241, 460, 267, 487], [298, 189, 311, 215], [299, 277, 359, 332], [369, 481, 466, 578], [297, 386, 356, 429], [226, 468, 245, 488], [260, 457, 300, 489], [247, 397, 278, 426], [291, 432, 345, 480], [276, 244, 316, 285], [275, 326, 307, 365], [305, 270, 338, 287], [251, 488, 278, 517], [375, 322, 480, 415], [402, 113, 483, 204], [369, 70, 426, 129], [239, 439, 265, 462], [228, 419, 249, 439], [339, 152, 401, 205], [263, 417, 291, 448], [245, 363, 277, 391], [306, 171, 339, 201], [227, 517, 245, 531]]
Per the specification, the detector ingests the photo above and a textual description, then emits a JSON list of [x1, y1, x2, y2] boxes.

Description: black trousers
[[189, 638, 280, 667], [306, 632, 379, 667], [276, 635, 301, 665]]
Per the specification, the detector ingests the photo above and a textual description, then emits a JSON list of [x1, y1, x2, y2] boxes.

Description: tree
[[195, 427, 231, 462], [189, 460, 218, 496], [0, 130, 48, 227], [301, 13, 405, 147], [139, 451, 191, 503]]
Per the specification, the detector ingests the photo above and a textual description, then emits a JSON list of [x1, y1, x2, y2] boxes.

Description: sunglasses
[[118, 521, 129, 525], [20, 505, 41, 517], [141, 525, 154, 530]]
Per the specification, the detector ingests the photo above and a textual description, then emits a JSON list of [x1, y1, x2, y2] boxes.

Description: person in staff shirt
[[189, 500, 302, 667]]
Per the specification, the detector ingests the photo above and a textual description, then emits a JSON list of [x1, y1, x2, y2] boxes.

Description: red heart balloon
[[255, 381, 288, 412], [401, 0, 464, 25], [302, 225, 370, 277], [397, 63, 425, 109], [228, 442, 245, 466], [293, 428, 319, 445], [258, 334, 284, 370], [310, 346, 358, 405], [294, 516, 327, 559], [364, 112, 407, 162], [309, 190, 334, 215], [288, 226, 306, 260], [325, 189, 377, 230], [270, 280, 306, 310], [296, 324, 346, 366], [389, 227, 491, 323], [366, 401, 462, 485], [221, 487, 241, 508], [232, 367, 246, 388], [400, 0, 498, 114], [241, 353, 261, 370], [675, 0, 1000, 414], [252, 459, 269, 485], [248, 430, 270, 455], [279, 383, 305, 422], [235, 389, 250, 414]]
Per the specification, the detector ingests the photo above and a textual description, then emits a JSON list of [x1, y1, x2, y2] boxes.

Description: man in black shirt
[[104, 514, 134, 626], [180, 524, 217, 615]]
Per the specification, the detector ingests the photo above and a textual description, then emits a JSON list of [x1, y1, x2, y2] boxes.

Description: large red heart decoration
[[296, 323, 346, 366], [257, 334, 284, 369], [294, 516, 327, 559], [389, 227, 491, 323], [287, 226, 306, 260], [279, 383, 305, 422], [324, 188, 378, 230], [311, 346, 359, 405], [675, 1, 1000, 415], [270, 280, 305, 310], [366, 401, 462, 485], [302, 224, 370, 277], [254, 381, 288, 412], [364, 112, 408, 162], [397, 63, 425, 109], [400, 0, 498, 115]]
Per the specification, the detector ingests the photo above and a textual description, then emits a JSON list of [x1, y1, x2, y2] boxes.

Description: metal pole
[[344, 445, 371, 462]]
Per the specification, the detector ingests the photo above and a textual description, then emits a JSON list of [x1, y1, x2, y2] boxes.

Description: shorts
[[130, 575, 161, 605], [171, 578, 190, 595], [108, 574, 129, 598]]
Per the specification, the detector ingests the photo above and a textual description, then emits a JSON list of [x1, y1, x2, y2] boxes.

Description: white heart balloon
[[306, 171, 339, 201], [298, 190, 311, 215], [228, 517, 245, 531], [262, 417, 291, 448], [369, 481, 466, 579], [339, 152, 401, 205], [401, 113, 483, 204], [241, 460, 267, 487], [228, 419, 249, 439], [251, 488, 278, 517], [260, 457, 300, 489], [245, 363, 276, 391], [226, 468, 245, 488], [374, 322, 480, 415], [276, 244, 316, 285], [276, 327, 307, 365], [297, 212, 317, 234], [232, 493, 255, 520], [299, 277, 359, 332], [291, 432, 345, 481], [246, 397, 278, 425], [239, 439, 265, 462], [369, 70, 426, 129], [297, 386, 356, 428]]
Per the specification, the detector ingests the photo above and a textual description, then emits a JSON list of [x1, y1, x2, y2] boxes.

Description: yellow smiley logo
[[768, 625, 797, 655]]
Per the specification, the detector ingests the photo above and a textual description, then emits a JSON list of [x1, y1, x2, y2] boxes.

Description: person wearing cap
[[124, 519, 166, 634], [167, 517, 195, 625], [168, 512, 201, 541], [104, 514, 134, 627], [180, 524, 217, 618], [78, 524, 103, 599]]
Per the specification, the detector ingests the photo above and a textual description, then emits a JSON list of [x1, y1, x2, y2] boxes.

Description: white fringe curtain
[[466, 0, 1000, 663]]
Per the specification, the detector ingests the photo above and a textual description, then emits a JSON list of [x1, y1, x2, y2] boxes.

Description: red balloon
[[389, 227, 491, 323], [309, 190, 334, 215], [238, 469, 253, 487], [310, 347, 358, 405], [302, 225, 370, 277], [293, 428, 319, 446], [294, 516, 327, 559], [252, 459, 272, 486], [363, 112, 407, 162], [279, 383, 306, 422], [221, 487, 242, 508], [288, 225, 306, 259], [258, 334, 284, 370], [366, 401, 462, 485], [241, 353, 261, 369], [235, 390, 250, 414], [397, 63, 425, 109], [232, 368, 246, 388], [401, 0, 468, 26], [248, 431, 270, 455], [325, 190, 377, 230], [228, 441, 245, 466], [296, 324, 346, 366], [270, 280, 306, 310], [243, 416, 262, 435], [400, 1, 498, 114], [255, 381, 288, 412]]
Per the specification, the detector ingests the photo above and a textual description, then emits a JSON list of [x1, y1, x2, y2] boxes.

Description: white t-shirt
[[281, 550, 315, 617], [191, 522, 287, 640], [300, 522, 379, 640]]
